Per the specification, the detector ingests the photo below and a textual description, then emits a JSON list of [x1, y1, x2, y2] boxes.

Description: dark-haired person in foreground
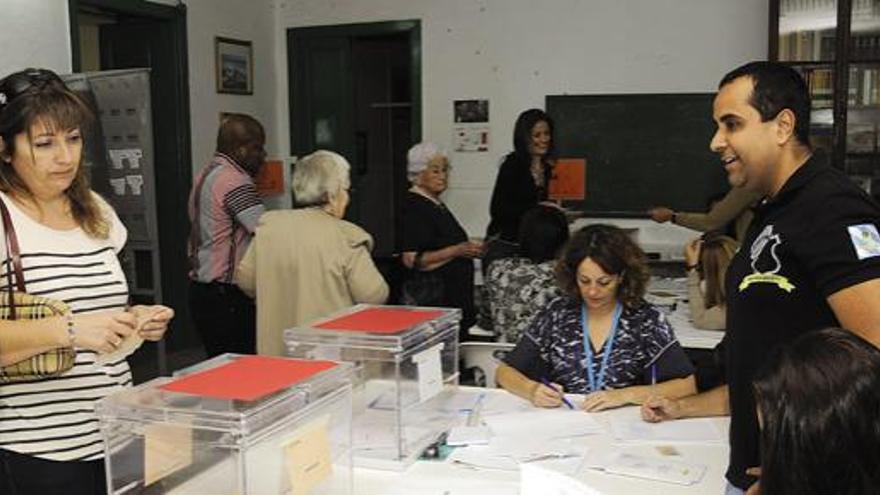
[[641, 61, 880, 495], [752, 328, 880, 495]]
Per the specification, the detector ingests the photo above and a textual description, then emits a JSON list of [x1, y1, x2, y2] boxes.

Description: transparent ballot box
[[96, 354, 353, 494], [284, 304, 460, 470]]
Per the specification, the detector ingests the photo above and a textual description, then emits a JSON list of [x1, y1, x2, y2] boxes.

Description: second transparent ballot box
[[284, 304, 461, 470], [96, 354, 353, 494]]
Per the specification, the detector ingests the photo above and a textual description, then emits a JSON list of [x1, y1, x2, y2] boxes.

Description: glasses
[[425, 164, 452, 174], [0, 69, 65, 111]]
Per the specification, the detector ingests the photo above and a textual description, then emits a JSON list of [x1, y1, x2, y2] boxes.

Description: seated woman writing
[[496, 224, 696, 412], [684, 232, 738, 331]]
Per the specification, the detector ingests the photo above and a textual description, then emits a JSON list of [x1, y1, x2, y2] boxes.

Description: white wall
[[272, 0, 769, 246], [0, 0, 71, 76], [184, 0, 278, 173]]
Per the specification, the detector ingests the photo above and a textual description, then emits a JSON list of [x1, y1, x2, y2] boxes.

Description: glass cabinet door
[[778, 0, 839, 155], [846, 1, 880, 193]]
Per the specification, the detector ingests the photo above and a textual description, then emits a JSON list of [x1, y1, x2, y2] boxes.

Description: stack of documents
[[447, 408, 602, 472]]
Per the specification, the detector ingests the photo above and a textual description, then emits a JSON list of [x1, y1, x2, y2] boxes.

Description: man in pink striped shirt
[[188, 113, 266, 356]]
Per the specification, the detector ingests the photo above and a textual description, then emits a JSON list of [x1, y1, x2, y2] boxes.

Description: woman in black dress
[[485, 108, 555, 272], [399, 142, 482, 337]]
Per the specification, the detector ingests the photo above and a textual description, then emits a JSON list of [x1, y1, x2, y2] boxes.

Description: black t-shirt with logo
[[724, 153, 880, 489]]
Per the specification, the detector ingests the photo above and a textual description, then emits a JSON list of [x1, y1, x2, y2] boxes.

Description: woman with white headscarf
[[399, 142, 482, 338], [235, 150, 388, 356]]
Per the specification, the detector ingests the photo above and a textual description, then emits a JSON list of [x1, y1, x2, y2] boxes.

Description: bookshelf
[[770, 0, 880, 197]]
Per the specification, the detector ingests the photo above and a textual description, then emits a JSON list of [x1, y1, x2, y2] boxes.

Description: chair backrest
[[460, 342, 515, 388]]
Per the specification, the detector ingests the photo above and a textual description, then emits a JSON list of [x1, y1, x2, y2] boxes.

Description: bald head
[[216, 113, 266, 175]]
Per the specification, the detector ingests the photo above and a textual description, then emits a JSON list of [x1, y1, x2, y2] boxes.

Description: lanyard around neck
[[581, 302, 623, 393]]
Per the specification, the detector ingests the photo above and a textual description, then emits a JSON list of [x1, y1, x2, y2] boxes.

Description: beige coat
[[235, 208, 389, 356]]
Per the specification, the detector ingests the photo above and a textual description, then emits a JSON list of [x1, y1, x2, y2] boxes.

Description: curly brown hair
[[555, 224, 650, 308], [0, 68, 108, 238]]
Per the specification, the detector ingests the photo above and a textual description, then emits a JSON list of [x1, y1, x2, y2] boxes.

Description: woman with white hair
[[235, 150, 389, 356], [400, 142, 483, 338]]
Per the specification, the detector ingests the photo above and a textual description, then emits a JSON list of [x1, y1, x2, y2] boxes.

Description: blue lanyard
[[581, 302, 623, 393]]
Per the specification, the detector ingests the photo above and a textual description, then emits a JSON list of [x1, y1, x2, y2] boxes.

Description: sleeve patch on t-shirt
[[848, 224, 880, 260]]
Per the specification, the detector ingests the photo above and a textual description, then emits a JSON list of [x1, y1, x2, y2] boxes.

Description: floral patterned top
[[486, 258, 563, 343]]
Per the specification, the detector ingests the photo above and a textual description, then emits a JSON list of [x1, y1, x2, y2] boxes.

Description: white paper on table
[[447, 425, 492, 446], [586, 450, 707, 486], [383, 473, 518, 495], [428, 388, 483, 413], [448, 435, 585, 472], [479, 391, 533, 416], [609, 414, 723, 443], [483, 408, 603, 440], [521, 462, 603, 495], [412, 343, 443, 403], [352, 410, 433, 450]]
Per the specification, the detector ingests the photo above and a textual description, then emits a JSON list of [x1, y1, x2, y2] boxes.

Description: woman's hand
[[71, 311, 138, 354], [457, 240, 484, 258], [684, 238, 702, 267], [582, 389, 629, 412], [530, 381, 565, 408], [129, 305, 174, 341]]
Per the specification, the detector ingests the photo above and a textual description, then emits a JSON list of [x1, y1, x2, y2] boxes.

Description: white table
[[355, 388, 730, 495]]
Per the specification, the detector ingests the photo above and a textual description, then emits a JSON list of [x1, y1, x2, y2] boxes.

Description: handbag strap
[[0, 194, 25, 320]]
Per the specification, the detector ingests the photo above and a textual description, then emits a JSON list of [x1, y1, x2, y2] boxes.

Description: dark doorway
[[288, 21, 420, 297], [69, 1, 197, 381]]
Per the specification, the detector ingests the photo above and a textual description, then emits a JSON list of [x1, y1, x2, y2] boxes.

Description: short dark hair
[[216, 113, 264, 156], [753, 328, 880, 495], [555, 224, 649, 308], [511, 108, 554, 159], [517, 205, 569, 263], [719, 61, 811, 148]]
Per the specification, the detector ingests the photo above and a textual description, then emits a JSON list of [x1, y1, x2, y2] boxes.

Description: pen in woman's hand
[[540, 377, 575, 410]]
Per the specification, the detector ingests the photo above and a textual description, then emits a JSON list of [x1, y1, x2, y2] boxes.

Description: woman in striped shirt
[[0, 68, 173, 495]]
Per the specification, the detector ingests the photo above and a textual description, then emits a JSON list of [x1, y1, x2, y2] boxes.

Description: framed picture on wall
[[215, 36, 253, 94]]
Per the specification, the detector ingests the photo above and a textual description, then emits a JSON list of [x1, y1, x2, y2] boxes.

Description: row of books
[[801, 66, 880, 109], [779, 30, 836, 62], [780, 31, 880, 62]]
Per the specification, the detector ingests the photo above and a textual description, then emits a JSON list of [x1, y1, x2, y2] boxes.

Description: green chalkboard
[[546, 93, 729, 216]]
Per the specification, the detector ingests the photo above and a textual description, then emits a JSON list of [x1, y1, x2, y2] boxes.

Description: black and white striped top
[[0, 191, 130, 461]]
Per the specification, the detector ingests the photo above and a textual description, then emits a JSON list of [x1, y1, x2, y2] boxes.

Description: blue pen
[[540, 377, 575, 410]]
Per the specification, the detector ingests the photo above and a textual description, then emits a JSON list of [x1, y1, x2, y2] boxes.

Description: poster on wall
[[452, 99, 490, 152]]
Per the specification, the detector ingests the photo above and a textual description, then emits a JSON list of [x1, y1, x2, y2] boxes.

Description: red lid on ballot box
[[159, 355, 338, 401], [315, 307, 447, 334]]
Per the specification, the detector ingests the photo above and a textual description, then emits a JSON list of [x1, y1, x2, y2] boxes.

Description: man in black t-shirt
[[640, 62, 880, 494]]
